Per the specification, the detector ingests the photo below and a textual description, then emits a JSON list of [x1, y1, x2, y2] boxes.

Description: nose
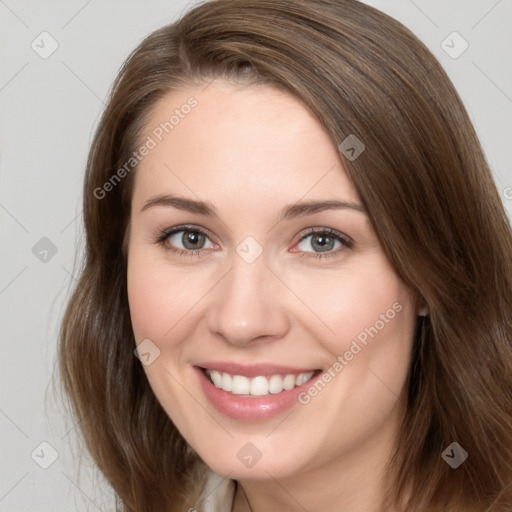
[[206, 254, 290, 347]]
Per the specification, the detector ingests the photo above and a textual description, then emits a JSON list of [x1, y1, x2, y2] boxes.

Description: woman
[[59, 0, 512, 511]]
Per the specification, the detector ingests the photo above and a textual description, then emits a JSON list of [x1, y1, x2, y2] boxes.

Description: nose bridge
[[207, 250, 289, 346]]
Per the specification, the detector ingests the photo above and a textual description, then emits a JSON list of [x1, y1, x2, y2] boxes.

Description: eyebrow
[[140, 193, 366, 220]]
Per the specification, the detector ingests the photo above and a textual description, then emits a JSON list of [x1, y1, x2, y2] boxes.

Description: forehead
[[132, 80, 361, 214]]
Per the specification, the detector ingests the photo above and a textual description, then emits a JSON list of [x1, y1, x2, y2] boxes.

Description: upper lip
[[197, 362, 319, 378]]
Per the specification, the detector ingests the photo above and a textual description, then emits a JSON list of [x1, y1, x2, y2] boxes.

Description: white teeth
[[232, 375, 250, 395], [206, 370, 315, 396], [250, 376, 269, 396], [210, 370, 222, 388], [221, 372, 233, 392], [283, 374, 296, 390], [268, 375, 283, 394]]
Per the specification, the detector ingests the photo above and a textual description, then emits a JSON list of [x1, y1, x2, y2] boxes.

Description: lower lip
[[195, 367, 320, 422]]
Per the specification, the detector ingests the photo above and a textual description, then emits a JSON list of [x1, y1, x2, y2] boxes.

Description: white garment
[[198, 469, 236, 512]]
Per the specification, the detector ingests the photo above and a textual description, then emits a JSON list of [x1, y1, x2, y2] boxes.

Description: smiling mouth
[[202, 368, 320, 397]]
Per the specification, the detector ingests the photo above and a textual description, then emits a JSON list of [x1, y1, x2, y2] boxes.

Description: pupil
[[183, 231, 204, 249], [312, 234, 333, 252]]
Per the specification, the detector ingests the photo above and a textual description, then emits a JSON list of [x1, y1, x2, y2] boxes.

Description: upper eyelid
[[163, 224, 217, 243], [298, 226, 351, 241], [161, 224, 352, 248]]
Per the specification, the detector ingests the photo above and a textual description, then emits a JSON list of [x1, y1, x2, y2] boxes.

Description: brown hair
[[58, 0, 512, 510]]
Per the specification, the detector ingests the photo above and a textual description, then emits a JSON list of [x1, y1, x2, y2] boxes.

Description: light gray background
[[1, 0, 511, 510]]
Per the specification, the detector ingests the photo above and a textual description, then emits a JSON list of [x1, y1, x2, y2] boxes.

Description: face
[[127, 79, 419, 481]]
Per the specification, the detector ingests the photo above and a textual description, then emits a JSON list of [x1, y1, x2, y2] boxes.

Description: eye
[[293, 228, 352, 259], [155, 225, 352, 259], [156, 225, 217, 256]]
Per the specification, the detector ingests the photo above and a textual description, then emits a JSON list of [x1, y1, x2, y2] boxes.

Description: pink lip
[[194, 365, 321, 422], [197, 361, 316, 378]]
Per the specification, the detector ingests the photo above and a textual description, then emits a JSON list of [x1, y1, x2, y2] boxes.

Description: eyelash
[[154, 224, 353, 260]]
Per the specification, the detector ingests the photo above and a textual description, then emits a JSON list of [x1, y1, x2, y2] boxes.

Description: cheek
[[126, 250, 205, 435], [127, 270, 168, 343], [127, 249, 200, 342], [286, 262, 413, 357]]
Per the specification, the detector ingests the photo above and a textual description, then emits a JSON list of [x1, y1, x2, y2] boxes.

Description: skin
[[127, 79, 422, 512]]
